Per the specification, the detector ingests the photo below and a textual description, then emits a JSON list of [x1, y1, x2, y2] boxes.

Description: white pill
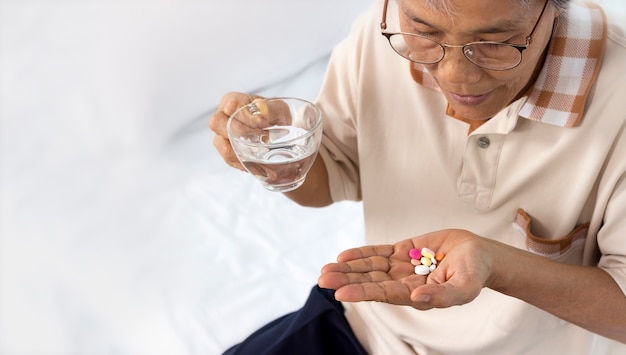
[[429, 264, 437, 272], [414, 265, 431, 275]]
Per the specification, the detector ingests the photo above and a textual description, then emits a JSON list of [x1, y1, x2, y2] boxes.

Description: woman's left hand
[[318, 229, 497, 310]]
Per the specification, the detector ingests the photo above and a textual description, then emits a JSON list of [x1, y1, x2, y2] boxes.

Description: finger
[[221, 92, 261, 116], [410, 276, 482, 309], [212, 135, 245, 171], [322, 255, 392, 274], [209, 92, 262, 137], [336, 245, 395, 263], [334, 279, 421, 304], [318, 270, 392, 290], [264, 98, 292, 126], [409, 283, 465, 310], [209, 109, 230, 138]]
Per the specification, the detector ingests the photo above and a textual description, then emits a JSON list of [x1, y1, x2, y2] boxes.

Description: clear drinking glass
[[226, 97, 323, 192]]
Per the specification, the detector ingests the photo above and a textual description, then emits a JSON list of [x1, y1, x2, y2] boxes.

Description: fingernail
[[414, 294, 431, 303]]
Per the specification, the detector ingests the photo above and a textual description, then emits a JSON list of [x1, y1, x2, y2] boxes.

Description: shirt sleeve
[[314, 10, 374, 203]]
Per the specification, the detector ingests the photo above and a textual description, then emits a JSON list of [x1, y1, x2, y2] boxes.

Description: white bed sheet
[[0, 1, 369, 354]]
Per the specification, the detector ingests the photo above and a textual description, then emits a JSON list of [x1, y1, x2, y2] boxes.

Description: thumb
[[410, 282, 478, 309]]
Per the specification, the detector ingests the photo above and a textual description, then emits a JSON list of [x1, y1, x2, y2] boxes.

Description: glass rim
[[226, 96, 323, 148]]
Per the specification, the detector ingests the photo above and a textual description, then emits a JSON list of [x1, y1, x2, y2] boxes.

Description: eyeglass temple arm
[[380, 0, 389, 30]]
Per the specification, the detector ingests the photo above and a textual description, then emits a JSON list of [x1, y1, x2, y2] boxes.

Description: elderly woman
[[211, 0, 626, 353]]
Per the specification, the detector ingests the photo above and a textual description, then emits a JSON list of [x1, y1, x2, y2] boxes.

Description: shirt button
[[477, 136, 490, 149]]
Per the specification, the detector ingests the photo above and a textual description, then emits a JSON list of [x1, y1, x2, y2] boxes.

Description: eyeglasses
[[380, 0, 549, 71]]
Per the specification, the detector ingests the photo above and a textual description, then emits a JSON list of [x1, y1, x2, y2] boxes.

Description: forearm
[[487, 240, 626, 343], [283, 154, 332, 207]]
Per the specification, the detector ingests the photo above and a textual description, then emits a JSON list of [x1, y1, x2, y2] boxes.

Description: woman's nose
[[435, 46, 484, 85]]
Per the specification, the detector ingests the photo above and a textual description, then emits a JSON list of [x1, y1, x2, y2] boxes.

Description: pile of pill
[[409, 247, 445, 275]]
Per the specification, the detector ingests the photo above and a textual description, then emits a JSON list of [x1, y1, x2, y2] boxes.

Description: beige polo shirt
[[315, 0, 626, 353]]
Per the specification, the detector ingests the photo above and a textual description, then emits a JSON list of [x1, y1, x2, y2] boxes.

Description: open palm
[[318, 229, 494, 310]]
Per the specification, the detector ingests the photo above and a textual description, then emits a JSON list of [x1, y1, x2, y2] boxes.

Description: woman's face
[[398, 0, 558, 121]]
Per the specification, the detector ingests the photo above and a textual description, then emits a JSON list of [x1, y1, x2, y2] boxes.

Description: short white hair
[[422, 0, 569, 12]]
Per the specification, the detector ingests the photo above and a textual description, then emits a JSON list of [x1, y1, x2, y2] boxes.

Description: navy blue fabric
[[223, 286, 368, 355]]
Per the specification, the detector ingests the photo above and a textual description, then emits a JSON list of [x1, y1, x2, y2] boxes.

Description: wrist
[[483, 239, 517, 293]]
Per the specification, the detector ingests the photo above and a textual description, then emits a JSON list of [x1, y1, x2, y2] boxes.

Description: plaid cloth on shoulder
[[410, 2, 608, 128]]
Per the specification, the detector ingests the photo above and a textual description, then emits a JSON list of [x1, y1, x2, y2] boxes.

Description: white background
[[0, 1, 369, 354]]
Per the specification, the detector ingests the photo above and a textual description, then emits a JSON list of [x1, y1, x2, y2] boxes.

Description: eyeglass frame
[[379, 0, 550, 71]]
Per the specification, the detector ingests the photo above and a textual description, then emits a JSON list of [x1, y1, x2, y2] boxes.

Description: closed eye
[[413, 29, 442, 39]]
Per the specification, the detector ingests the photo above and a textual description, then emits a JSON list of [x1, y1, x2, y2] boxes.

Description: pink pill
[[409, 248, 422, 259]]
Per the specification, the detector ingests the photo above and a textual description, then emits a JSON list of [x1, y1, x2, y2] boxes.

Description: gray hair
[[520, 0, 570, 10], [425, 0, 570, 13]]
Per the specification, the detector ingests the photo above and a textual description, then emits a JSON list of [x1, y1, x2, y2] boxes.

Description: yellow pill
[[420, 257, 432, 266], [421, 247, 435, 259]]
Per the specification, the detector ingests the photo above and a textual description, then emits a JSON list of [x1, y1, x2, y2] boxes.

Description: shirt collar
[[410, 2, 608, 128]]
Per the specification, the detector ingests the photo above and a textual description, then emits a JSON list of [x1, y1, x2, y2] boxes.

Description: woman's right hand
[[210, 92, 332, 207], [209, 92, 263, 171]]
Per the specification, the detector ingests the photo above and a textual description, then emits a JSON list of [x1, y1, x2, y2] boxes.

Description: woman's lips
[[449, 90, 493, 106]]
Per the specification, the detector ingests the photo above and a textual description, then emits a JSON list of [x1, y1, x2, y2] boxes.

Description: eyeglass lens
[[388, 34, 523, 70]]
